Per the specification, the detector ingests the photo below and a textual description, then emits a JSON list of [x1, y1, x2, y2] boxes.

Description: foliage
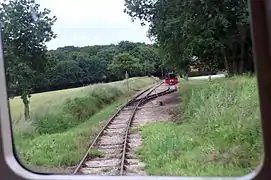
[[138, 76, 263, 176], [34, 41, 163, 93], [130, 44, 160, 75], [1, 0, 57, 120], [1, 0, 164, 122], [124, 0, 254, 75], [109, 52, 141, 78], [10, 76, 156, 129], [33, 85, 122, 134], [15, 101, 121, 168], [12, 77, 157, 168]]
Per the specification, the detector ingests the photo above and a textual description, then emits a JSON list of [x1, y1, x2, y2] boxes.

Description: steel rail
[[119, 82, 163, 175], [72, 82, 163, 174], [126, 81, 165, 106]]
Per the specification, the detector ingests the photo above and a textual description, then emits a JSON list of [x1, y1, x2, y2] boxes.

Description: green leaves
[[2, 0, 57, 90], [46, 42, 162, 87], [109, 52, 141, 78], [1, 0, 57, 120], [124, 0, 253, 74]]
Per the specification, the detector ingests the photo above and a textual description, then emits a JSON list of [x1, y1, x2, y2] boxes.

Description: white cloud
[[35, 0, 151, 50]]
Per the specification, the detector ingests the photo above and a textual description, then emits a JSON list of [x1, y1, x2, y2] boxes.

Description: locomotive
[[165, 72, 179, 91]]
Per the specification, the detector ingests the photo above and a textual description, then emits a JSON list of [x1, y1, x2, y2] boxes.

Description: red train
[[165, 72, 179, 90]]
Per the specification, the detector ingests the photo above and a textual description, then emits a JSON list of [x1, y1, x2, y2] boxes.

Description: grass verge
[[10, 77, 156, 124], [138, 76, 263, 176], [15, 100, 122, 170], [11, 76, 157, 170]]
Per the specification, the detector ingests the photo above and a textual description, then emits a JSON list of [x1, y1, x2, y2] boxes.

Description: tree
[[108, 52, 141, 78], [95, 46, 119, 82], [124, 0, 253, 75], [118, 40, 137, 53], [130, 45, 159, 75], [49, 60, 82, 86], [1, 0, 57, 120], [4, 40, 163, 97]]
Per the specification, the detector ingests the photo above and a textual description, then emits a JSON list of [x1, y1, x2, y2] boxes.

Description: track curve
[[73, 82, 172, 175]]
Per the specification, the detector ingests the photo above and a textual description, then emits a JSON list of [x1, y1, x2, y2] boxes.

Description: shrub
[[32, 77, 156, 135]]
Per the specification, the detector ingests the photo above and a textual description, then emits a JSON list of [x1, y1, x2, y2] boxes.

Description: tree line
[[6, 40, 164, 96], [1, 0, 253, 120], [0, 0, 166, 120], [0, 0, 165, 98], [42, 41, 163, 93]]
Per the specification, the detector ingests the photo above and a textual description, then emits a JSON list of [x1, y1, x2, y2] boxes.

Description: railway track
[[73, 82, 174, 175]]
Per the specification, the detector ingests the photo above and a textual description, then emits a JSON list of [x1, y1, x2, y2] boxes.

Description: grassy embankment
[[10, 76, 157, 171], [138, 76, 263, 176]]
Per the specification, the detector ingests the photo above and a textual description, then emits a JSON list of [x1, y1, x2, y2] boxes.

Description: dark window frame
[[0, 0, 269, 179]]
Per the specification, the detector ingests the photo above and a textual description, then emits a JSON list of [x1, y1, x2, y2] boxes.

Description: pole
[[0, 21, 4, 61], [125, 71, 129, 92]]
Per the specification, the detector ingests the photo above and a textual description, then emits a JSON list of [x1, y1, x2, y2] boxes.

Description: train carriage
[[165, 72, 179, 91]]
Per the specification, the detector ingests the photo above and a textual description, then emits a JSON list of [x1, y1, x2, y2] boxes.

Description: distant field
[[138, 76, 264, 176], [11, 76, 158, 171], [10, 77, 157, 123], [9, 86, 93, 122]]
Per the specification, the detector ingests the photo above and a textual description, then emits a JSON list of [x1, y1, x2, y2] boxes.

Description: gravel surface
[[77, 83, 180, 176]]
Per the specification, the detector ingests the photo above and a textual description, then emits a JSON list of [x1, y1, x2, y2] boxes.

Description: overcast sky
[[35, 0, 151, 50]]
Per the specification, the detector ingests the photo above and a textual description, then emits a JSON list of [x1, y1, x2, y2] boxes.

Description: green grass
[[10, 76, 157, 169], [88, 149, 104, 159], [12, 77, 156, 135], [15, 101, 121, 167], [10, 76, 156, 124], [138, 76, 263, 176]]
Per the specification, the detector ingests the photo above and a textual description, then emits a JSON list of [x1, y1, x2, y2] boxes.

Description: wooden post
[[125, 71, 129, 92]]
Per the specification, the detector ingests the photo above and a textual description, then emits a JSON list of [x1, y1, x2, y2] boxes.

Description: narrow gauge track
[[73, 82, 173, 175]]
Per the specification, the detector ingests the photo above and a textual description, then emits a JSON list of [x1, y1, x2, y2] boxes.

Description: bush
[[17, 102, 121, 167], [187, 71, 216, 77], [32, 77, 156, 135], [33, 86, 124, 134], [33, 111, 75, 134]]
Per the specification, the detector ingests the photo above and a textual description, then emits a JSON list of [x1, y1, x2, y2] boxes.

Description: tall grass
[[11, 77, 156, 136], [138, 76, 263, 176], [16, 102, 122, 168], [11, 76, 157, 169], [33, 85, 124, 135], [10, 77, 156, 123]]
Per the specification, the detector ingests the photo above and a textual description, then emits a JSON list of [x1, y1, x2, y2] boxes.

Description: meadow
[[10, 76, 157, 172], [138, 76, 264, 176]]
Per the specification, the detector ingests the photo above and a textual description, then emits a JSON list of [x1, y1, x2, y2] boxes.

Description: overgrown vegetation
[[12, 77, 156, 168], [138, 76, 263, 176], [2, 0, 256, 121], [1, 0, 165, 122], [44, 41, 163, 93], [124, 0, 254, 75], [16, 101, 121, 168], [1, 0, 57, 120]]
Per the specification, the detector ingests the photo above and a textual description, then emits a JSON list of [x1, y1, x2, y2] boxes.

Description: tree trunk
[[221, 45, 232, 76], [233, 59, 238, 75], [238, 25, 248, 74], [224, 56, 229, 73], [226, 57, 234, 76], [230, 42, 239, 75], [21, 95, 30, 121], [239, 45, 245, 74], [24, 101, 30, 121]]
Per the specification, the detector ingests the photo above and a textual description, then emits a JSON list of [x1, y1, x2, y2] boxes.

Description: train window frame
[[0, 0, 269, 179]]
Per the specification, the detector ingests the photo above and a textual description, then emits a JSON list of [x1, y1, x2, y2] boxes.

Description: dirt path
[[127, 89, 181, 175], [72, 83, 169, 175]]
